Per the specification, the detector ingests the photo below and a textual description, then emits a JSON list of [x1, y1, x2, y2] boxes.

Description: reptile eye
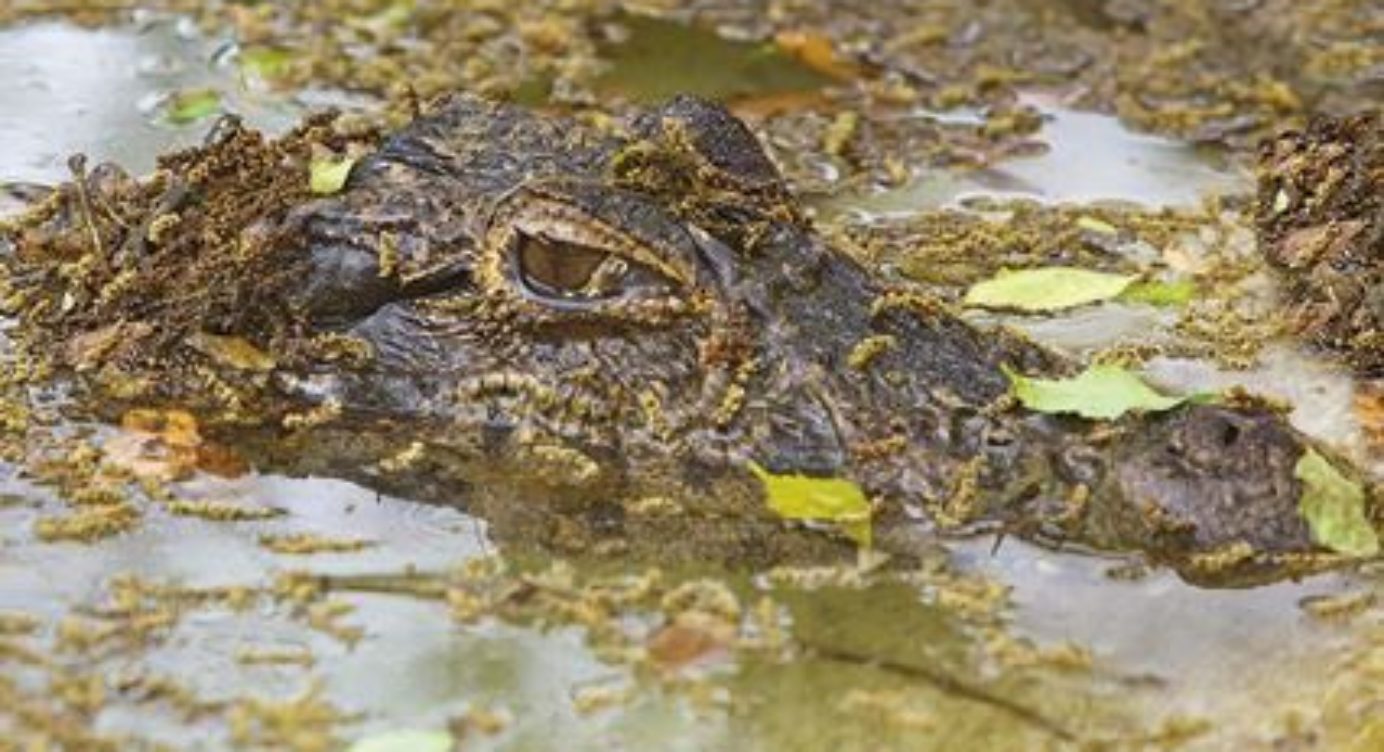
[[517, 234, 611, 295], [514, 232, 672, 302]]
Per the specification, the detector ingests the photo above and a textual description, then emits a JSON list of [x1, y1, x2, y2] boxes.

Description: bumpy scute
[[1256, 112, 1383, 375]]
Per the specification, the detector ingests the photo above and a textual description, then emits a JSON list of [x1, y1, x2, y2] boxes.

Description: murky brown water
[[1, 14, 1379, 752]]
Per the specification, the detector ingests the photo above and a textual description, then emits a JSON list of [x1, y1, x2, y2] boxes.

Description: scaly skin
[[1256, 112, 1382, 376], [6, 96, 1366, 584]]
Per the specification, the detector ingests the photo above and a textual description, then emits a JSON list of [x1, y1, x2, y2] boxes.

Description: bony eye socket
[[514, 232, 673, 302]]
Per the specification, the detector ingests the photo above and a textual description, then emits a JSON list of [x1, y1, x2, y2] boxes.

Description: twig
[[801, 638, 1078, 742], [310, 571, 450, 600], [66, 155, 105, 263]]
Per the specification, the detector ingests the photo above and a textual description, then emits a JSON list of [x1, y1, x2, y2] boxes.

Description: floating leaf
[[350, 0, 414, 37], [964, 267, 1138, 312], [239, 46, 294, 80], [1004, 364, 1184, 420], [1355, 383, 1384, 450], [1119, 279, 1196, 307], [1075, 215, 1119, 235], [647, 613, 735, 671], [164, 88, 222, 125], [106, 409, 248, 481], [347, 730, 453, 752], [749, 461, 871, 546], [1295, 449, 1379, 557], [310, 157, 357, 195], [773, 29, 859, 81]]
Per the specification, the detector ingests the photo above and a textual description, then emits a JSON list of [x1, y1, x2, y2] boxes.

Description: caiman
[[3, 95, 1377, 585]]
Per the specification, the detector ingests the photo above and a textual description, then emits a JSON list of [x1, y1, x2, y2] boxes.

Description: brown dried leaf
[[106, 409, 248, 481], [1355, 383, 1384, 451], [646, 612, 735, 671], [774, 30, 860, 81]]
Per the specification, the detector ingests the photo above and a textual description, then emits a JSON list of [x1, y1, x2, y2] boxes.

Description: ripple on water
[[246, 474, 490, 572]]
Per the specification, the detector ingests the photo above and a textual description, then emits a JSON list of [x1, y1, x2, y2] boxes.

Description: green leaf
[[749, 461, 872, 547], [1119, 279, 1196, 307], [310, 157, 358, 195], [164, 89, 222, 125], [1004, 364, 1184, 420], [963, 267, 1138, 313], [351, 0, 414, 36], [347, 730, 453, 752], [1295, 449, 1379, 557], [240, 46, 294, 80], [1075, 215, 1119, 235]]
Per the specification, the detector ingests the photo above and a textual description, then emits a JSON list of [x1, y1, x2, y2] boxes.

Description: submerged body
[[4, 96, 1371, 584]]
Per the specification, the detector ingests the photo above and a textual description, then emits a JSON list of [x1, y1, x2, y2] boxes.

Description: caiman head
[[7, 95, 1374, 579], [279, 95, 842, 475], [270, 96, 1057, 540], [253, 96, 950, 556]]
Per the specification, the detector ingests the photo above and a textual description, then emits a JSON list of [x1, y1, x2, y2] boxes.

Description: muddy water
[[594, 14, 833, 104], [0, 16, 1379, 752], [0, 18, 302, 186], [823, 94, 1244, 219]]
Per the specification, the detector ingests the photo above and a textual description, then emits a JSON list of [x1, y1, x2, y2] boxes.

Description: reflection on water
[[957, 537, 1356, 733], [827, 97, 1246, 219], [995, 96, 1245, 206], [967, 302, 1179, 356]]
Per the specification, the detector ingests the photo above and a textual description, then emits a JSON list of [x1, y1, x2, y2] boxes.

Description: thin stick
[[66, 154, 105, 262], [802, 638, 1078, 742]]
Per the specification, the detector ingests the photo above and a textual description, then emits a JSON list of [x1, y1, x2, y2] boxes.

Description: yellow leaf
[[749, 461, 871, 547], [1119, 279, 1196, 307], [1075, 215, 1119, 235], [964, 267, 1138, 312], [310, 157, 358, 195]]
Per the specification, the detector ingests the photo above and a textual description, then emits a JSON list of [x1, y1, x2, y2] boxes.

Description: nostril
[[1220, 422, 1241, 447]]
